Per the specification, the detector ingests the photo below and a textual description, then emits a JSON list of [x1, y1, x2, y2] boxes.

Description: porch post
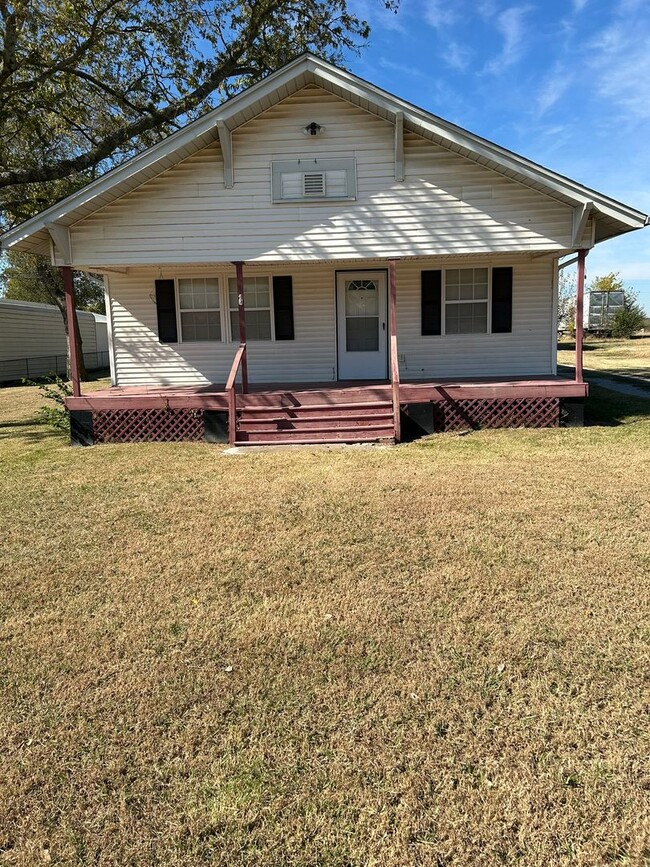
[[388, 259, 401, 442], [234, 260, 248, 393], [575, 249, 587, 384], [60, 265, 81, 397]]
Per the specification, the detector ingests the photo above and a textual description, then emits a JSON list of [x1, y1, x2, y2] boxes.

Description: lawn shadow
[[0, 419, 63, 443], [585, 385, 650, 427]]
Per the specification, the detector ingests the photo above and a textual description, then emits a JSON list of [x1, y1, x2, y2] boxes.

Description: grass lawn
[[1, 381, 649, 866], [558, 335, 650, 380]]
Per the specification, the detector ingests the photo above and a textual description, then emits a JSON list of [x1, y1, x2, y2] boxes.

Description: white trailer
[[0, 299, 108, 383]]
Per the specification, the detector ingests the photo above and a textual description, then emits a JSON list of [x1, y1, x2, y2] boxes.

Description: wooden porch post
[[388, 259, 401, 442], [234, 260, 248, 393], [60, 265, 81, 397], [575, 249, 587, 384]]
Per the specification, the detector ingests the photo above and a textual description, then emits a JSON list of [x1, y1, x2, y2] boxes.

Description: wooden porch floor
[[66, 375, 588, 412]]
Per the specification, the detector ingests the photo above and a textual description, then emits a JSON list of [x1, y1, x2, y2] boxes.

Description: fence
[[0, 351, 110, 383]]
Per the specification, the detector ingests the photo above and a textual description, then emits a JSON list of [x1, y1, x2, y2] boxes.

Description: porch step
[[234, 399, 395, 445]]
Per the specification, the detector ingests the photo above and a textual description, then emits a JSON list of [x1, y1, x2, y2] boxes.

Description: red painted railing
[[226, 342, 247, 446], [388, 260, 401, 442]]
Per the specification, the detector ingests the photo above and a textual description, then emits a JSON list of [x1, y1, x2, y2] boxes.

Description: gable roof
[[2, 53, 647, 257]]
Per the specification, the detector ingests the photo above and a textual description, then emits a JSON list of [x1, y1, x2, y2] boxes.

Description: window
[[272, 158, 356, 202], [229, 276, 272, 341], [445, 268, 488, 334], [178, 277, 221, 341]]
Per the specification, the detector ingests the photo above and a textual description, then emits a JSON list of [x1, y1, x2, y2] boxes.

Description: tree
[[588, 272, 625, 294], [610, 299, 646, 339], [558, 270, 576, 335], [1, 251, 105, 378], [0, 0, 397, 230]]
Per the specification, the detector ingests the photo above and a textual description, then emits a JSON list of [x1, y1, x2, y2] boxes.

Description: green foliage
[[588, 272, 625, 293], [1, 0, 398, 229], [23, 374, 72, 431], [610, 300, 647, 338], [1, 251, 105, 313]]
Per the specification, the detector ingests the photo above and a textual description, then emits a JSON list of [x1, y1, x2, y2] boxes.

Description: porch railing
[[226, 342, 248, 446]]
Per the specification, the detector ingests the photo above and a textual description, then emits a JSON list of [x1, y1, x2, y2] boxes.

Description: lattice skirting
[[92, 408, 204, 443], [432, 397, 561, 432]]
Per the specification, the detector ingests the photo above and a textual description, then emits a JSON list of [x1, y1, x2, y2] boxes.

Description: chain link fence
[[0, 351, 110, 384]]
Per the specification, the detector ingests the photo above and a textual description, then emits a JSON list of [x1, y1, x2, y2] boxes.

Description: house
[[0, 299, 108, 384], [0, 54, 647, 444]]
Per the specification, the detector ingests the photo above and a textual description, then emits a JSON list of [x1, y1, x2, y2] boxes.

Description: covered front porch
[[62, 253, 590, 445], [66, 374, 588, 445]]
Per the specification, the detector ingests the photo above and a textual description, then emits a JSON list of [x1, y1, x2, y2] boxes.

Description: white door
[[336, 271, 388, 380]]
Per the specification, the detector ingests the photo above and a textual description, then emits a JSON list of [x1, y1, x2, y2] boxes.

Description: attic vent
[[272, 158, 356, 203], [303, 172, 325, 196]]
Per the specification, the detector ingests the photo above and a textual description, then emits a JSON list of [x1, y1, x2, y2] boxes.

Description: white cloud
[[572, 0, 588, 11], [485, 5, 532, 74], [536, 65, 572, 116], [446, 40, 472, 71], [423, 0, 457, 29], [588, 22, 650, 120]]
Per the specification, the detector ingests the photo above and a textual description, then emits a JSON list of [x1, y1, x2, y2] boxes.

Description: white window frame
[[442, 267, 492, 336], [228, 274, 275, 342], [175, 276, 223, 343]]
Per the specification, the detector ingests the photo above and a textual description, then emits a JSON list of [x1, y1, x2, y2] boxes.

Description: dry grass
[[558, 336, 650, 379], [1, 382, 650, 866]]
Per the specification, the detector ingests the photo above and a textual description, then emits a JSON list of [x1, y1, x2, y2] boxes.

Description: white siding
[[396, 256, 554, 378], [107, 255, 554, 386], [71, 87, 574, 266], [0, 301, 107, 381], [107, 264, 337, 386]]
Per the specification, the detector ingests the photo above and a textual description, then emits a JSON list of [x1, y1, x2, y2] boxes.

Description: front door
[[336, 271, 388, 380]]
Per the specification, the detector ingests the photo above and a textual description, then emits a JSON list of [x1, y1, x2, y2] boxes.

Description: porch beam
[[234, 260, 249, 392], [217, 121, 234, 189], [388, 259, 401, 442], [572, 201, 593, 247], [394, 111, 404, 182], [61, 265, 81, 397], [46, 222, 72, 265], [575, 249, 587, 384]]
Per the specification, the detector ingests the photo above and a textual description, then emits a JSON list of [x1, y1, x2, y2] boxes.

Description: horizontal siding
[[108, 255, 554, 386], [396, 257, 554, 377], [108, 264, 337, 386], [71, 87, 574, 265]]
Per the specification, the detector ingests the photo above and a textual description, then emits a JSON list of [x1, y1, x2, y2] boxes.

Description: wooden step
[[238, 422, 394, 436], [238, 413, 394, 428], [239, 400, 391, 412], [235, 428, 394, 446]]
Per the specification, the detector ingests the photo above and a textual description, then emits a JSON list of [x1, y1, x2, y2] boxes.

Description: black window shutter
[[273, 276, 294, 340], [155, 279, 178, 343], [492, 267, 513, 333], [421, 270, 442, 335]]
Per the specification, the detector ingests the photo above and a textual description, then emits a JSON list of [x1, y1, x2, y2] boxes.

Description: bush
[[23, 374, 72, 431], [611, 301, 647, 338]]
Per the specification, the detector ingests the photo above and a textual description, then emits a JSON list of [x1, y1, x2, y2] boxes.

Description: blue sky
[[346, 0, 650, 308]]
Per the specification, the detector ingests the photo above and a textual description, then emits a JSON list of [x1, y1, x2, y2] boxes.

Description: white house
[[0, 299, 108, 383], [0, 54, 647, 444]]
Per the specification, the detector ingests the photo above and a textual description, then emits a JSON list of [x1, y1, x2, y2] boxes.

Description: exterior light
[[302, 122, 324, 136]]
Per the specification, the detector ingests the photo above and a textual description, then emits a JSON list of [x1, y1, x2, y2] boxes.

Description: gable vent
[[303, 172, 325, 196]]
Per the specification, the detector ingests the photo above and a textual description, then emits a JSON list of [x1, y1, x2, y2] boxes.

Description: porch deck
[[66, 375, 588, 412]]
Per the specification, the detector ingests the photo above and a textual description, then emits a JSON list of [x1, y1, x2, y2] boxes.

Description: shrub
[[610, 301, 647, 338], [23, 374, 72, 431]]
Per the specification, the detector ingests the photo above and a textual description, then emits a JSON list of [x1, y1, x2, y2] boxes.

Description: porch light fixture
[[302, 121, 324, 136]]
